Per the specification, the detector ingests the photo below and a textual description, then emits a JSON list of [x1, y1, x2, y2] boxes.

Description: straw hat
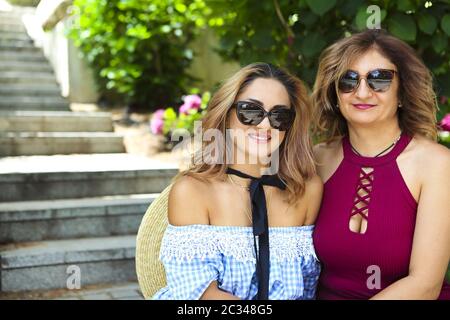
[[135, 184, 172, 299]]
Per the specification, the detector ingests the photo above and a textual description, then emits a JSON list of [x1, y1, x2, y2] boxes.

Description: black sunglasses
[[234, 101, 295, 131], [338, 69, 397, 93]]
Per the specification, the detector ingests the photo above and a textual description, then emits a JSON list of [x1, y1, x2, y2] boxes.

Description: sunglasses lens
[[338, 71, 359, 93], [367, 69, 394, 92], [269, 108, 295, 131], [236, 102, 265, 125]]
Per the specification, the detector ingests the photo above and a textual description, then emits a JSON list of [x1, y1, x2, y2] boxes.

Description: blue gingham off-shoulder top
[[152, 224, 321, 300]]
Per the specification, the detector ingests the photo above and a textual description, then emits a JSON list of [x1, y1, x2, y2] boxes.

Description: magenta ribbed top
[[313, 133, 450, 300]]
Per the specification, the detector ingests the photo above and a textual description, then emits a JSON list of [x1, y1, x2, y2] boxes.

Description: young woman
[[152, 63, 323, 300], [312, 29, 450, 300]]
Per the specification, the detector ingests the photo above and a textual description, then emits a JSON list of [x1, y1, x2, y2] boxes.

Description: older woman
[[311, 29, 450, 300]]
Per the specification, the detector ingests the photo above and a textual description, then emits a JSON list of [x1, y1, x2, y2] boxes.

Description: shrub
[[205, 0, 450, 128], [69, 0, 210, 111]]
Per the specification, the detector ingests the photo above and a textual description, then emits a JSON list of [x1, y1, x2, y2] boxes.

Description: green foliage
[[68, 0, 450, 128], [447, 264, 450, 283], [440, 131, 450, 147], [69, 0, 210, 111], [205, 0, 450, 118]]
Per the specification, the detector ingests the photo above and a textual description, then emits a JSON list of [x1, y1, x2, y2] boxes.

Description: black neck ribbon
[[226, 167, 286, 300]]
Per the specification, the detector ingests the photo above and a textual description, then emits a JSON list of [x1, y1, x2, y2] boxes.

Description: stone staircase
[[0, 154, 177, 292], [0, 5, 177, 295], [0, 111, 125, 156], [0, 7, 67, 113]]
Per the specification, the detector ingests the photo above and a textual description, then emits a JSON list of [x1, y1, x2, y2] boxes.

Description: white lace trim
[[160, 225, 318, 263]]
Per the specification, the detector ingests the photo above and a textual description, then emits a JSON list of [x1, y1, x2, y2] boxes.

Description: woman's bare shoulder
[[313, 139, 343, 183], [305, 173, 324, 192], [402, 136, 450, 188], [409, 136, 450, 166], [305, 174, 324, 201], [297, 174, 324, 224], [168, 175, 212, 226], [313, 139, 342, 163]]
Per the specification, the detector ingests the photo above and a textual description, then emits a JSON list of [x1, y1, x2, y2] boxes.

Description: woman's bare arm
[[371, 144, 450, 299], [200, 281, 241, 300], [168, 176, 240, 300]]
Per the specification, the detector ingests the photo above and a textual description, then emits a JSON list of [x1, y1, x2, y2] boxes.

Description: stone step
[[0, 96, 69, 111], [0, 11, 24, 18], [0, 71, 56, 84], [0, 50, 46, 62], [0, 131, 126, 156], [0, 60, 52, 72], [0, 37, 33, 47], [0, 30, 31, 41], [0, 39, 36, 49], [0, 153, 178, 201], [0, 83, 60, 96], [0, 43, 40, 53], [0, 23, 26, 32], [0, 235, 137, 292], [0, 18, 25, 27], [0, 1, 38, 10], [0, 193, 158, 243], [0, 12, 30, 22], [0, 111, 113, 132], [0, 104, 68, 112]]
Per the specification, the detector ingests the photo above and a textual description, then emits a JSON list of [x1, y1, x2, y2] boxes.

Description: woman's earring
[[336, 104, 340, 109], [398, 103, 402, 108]]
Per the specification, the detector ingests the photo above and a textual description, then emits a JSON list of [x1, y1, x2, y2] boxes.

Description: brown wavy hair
[[179, 62, 316, 201], [312, 29, 438, 143]]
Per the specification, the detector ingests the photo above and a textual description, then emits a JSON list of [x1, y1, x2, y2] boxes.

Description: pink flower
[[150, 109, 165, 135], [441, 113, 450, 132], [179, 94, 202, 114]]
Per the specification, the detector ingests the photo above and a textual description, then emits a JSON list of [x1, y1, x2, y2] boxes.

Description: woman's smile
[[248, 131, 272, 144], [352, 103, 377, 110]]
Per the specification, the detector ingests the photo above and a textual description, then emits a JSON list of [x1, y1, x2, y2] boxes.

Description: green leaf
[[298, 32, 326, 58], [299, 10, 318, 27], [305, 0, 336, 16], [439, 131, 450, 148], [252, 28, 276, 48], [161, 25, 171, 33], [418, 14, 438, 35], [355, 7, 368, 31], [388, 13, 417, 42], [163, 107, 177, 121], [432, 32, 448, 53], [396, 0, 415, 12], [340, 0, 365, 18], [126, 24, 151, 39], [175, 3, 187, 13], [441, 14, 450, 37], [437, 73, 450, 97]]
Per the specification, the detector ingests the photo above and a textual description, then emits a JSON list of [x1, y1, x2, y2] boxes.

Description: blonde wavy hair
[[178, 62, 316, 201], [312, 29, 438, 143]]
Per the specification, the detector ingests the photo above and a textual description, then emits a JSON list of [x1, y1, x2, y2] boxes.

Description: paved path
[[0, 282, 145, 300]]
